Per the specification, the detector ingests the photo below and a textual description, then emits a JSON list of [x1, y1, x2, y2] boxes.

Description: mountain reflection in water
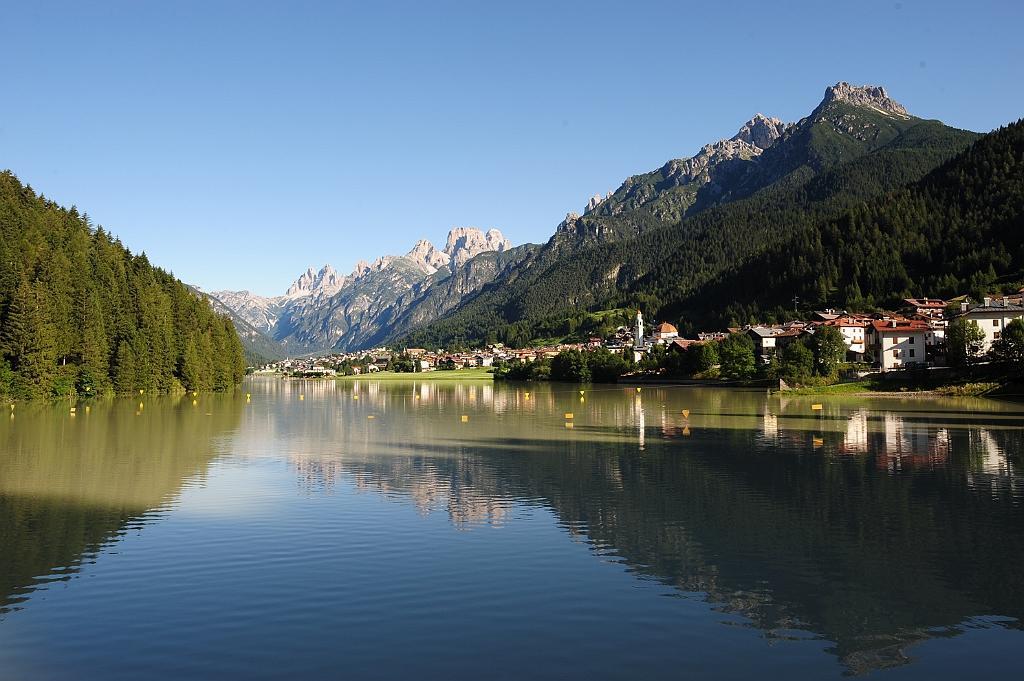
[[1, 377, 1022, 678], [271, 380, 1024, 674]]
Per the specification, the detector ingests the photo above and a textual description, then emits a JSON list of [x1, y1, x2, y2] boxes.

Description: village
[[253, 292, 1024, 380]]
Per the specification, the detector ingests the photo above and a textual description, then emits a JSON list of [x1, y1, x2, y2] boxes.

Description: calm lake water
[[1, 377, 1023, 679]]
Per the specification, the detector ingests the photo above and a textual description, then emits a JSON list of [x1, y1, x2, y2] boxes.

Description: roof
[[823, 317, 869, 328], [904, 298, 947, 309], [747, 326, 804, 338], [869, 319, 929, 333], [669, 338, 704, 350], [654, 322, 678, 334], [962, 301, 1024, 314]]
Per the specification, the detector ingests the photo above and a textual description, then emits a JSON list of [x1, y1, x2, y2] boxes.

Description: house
[[903, 298, 947, 320], [957, 298, 1024, 352], [745, 326, 803, 363], [867, 319, 929, 371], [822, 317, 869, 361], [668, 338, 704, 353]]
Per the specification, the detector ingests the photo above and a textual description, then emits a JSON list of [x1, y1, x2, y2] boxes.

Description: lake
[[1, 377, 1023, 679]]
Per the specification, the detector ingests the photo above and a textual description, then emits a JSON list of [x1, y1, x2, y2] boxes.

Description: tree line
[[0, 171, 246, 399]]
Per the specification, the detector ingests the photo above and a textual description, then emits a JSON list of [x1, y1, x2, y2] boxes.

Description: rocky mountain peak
[[405, 239, 451, 272], [286, 264, 342, 297], [584, 191, 613, 215], [732, 113, 792, 150], [818, 81, 910, 118], [444, 227, 511, 268]]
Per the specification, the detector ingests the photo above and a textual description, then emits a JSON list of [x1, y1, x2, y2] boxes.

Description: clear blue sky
[[3, 1, 1022, 296]]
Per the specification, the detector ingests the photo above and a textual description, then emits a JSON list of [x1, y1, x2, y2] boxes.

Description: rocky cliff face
[[816, 82, 910, 118], [285, 264, 345, 297]]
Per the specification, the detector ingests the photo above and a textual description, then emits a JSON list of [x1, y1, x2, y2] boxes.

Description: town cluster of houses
[[641, 294, 1024, 372], [255, 292, 1024, 375]]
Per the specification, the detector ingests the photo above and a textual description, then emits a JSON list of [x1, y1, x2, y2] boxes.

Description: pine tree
[[113, 339, 137, 394]]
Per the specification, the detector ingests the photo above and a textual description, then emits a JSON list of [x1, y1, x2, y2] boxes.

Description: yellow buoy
[[353, 395, 359, 400], [461, 415, 469, 423], [564, 413, 574, 420], [636, 387, 641, 393], [85, 405, 90, 414], [367, 415, 375, 420], [524, 392, 530, 399], [579, 390, 585, 395], [811, 403, 823, 411], [192, 391, 198, 397], [192, 399, 198, 406], [138, 402, 144, 410], [246, 393, 251, 399], [580, 397, 585, 403], [299, 394, 305, 401], [139, 389, 144, 395], [682, 409, 689, 418]]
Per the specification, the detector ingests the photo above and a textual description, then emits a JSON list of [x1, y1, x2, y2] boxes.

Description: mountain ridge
[[210, 226, 514, 352]]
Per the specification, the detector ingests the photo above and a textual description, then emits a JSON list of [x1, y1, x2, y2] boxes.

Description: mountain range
[[209, 82, 1021, 358], [203, 227, 520, 358]]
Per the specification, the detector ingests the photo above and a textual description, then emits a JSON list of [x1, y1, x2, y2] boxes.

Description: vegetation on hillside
[[0, 171, 246, 399]]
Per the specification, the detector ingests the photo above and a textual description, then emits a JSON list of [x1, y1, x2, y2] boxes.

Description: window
[[893, 349, 900, 358], [909, 349, 915, 358], [994, 319, 1000, 327], [995, 332, 1001, 340], [909, 337, 915, 344]]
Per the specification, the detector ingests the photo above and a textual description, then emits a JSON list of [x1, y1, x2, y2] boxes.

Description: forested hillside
[[673, 118, 1024, 326], [0, 171, 246, 398], [403, 97, 981, 347]]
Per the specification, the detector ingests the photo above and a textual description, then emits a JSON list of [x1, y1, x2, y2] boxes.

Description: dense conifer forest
[[0, 171, 246, 399]]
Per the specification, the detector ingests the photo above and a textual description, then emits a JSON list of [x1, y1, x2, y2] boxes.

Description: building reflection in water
[[247, 377, 1024, 675]]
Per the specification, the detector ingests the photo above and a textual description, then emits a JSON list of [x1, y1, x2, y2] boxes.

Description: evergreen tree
[[113, 339, 138, 394], [0, 170, 246, 398]]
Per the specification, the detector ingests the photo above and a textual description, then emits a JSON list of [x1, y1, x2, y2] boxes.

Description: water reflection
[[252, 378, 1024, 674], [0, 393, 243, 615], [2, 377, 1023, 677]]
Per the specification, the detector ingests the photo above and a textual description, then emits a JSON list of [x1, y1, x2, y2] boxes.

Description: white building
[[867, 319, 929, 371], [822, 317, 868, 360], [633, 310, 645, 362], [958, 298, 1024, 352]]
